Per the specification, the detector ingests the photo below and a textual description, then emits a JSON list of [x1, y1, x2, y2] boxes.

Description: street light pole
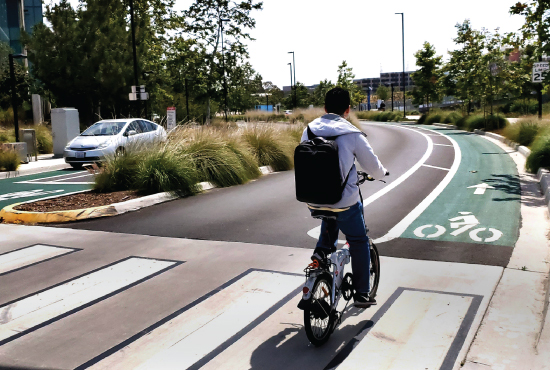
[[9, 53, 27, 143], [288, 51, 296, 108], [288, 62, 293, 107], [396, 12, 406, 119], [129, 0, 140, 115], [221, 18, 230, 122], [391, 83, 394, 112]]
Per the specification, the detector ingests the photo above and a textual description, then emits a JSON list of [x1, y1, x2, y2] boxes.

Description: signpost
[[166, 107, 176, 131], [532, 62, 548, 119]]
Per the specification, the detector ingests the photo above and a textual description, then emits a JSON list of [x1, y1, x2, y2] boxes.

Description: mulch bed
[[13, 190, 142, 212]]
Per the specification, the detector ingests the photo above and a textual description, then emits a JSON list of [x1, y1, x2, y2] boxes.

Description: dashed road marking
[[0, 245, 79, 276]]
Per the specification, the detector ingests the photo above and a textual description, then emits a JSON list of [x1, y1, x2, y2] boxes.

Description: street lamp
[[390, 83, 394, 112], [288, 51, 296, 108], [221, 18, 230, 122], [396, 12, 406, 119], [129, 0, 140, 114], [287, 62, 293, 107], [9, 53, 27, 143]]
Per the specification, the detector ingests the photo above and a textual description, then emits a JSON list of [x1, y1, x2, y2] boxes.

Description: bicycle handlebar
[[357, 170, 390, 185]]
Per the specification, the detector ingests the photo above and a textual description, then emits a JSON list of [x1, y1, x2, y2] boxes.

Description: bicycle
[[298, 171, 383, 346]]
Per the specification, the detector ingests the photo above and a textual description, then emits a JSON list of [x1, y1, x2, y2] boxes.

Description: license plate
[[75, 152, 86, 159]]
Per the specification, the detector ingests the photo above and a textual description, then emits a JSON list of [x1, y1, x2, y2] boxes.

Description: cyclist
[[301, 87, 388, 308]]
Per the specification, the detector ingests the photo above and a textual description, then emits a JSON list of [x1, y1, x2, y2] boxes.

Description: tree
[[310, 79, 334, 107], [336, 60, 365, 107], [283, 82, 310, 109], [0, 41, 31, 114], [411, 42, 443, 112], [183, 0, 263, 122], [262, 81, 284, 106], [376, 85, 390, 101]]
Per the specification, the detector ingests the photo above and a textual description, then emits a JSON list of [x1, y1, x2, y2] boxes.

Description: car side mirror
[[126, 130, 137, 136]]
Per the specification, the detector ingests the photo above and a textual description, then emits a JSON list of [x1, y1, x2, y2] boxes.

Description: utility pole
[[9, 53, 27, 143], [396, 12, 406, 119], [288, 62, 293, 107], [220, 18, 230, 121], [129, 0, 140, 115], [288, 51, 296, 108]]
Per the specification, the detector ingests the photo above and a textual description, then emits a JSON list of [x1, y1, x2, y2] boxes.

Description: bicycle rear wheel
[[304, 273, 334, 346], [369, 242, 380, 298]]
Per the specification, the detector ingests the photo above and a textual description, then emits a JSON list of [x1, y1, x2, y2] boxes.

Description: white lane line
[[51, 173, 93, 182], [337, 290, 472, 370], [373, 128, 461, 244], [0, 245, 77, 275], [307, 123, 434, 243], [16, 171, 87, 183], [0, 257, 177, 344], [362, 124, 434, 207], [15, 181, 95, 185], [434, 143, 453, 147], [89, 270, 302, 370], [422, 164, 450, 171]]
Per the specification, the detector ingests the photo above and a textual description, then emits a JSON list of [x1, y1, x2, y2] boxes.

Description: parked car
[[63, 118, 167, 169], [284, 110, 292, 115]]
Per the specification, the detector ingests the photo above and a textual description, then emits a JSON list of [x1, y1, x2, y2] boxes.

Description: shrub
[[181, 129, 252, 187], [526, 134, 550, 173], [462, 114, 507, 131], [93, 151, 140, 193], [34, 124, 53, 153], [0, 149, 19, 171], [0, 128, 15, 144], [289, 107, 325, 124], [443, 112, 462, 124], [418, 114, 428, 124], [135, 145, 200, 196], [243, 125, 294, 171], [425, 113, 443, 125]]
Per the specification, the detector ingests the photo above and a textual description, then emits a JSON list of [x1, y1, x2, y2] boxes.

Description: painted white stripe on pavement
[[373, 128, 461, 244], [338, 290, 472, 370], [15, 171, 87, 183], [362, 124, 434, 207], [89, 270, 302, 370], [15, 181, 95, 185], [0, 257, 176, 343], [51, 173, 93, 182], [422, 164, 450, 171], [434, 143, 453, 147], [0, 245, 76, 275]]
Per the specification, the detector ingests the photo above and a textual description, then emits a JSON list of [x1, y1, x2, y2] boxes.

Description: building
[[0, 0, 43, 54], [354, 71, 415, 93]]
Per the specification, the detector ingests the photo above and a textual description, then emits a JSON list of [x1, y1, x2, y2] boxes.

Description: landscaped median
[[0, 122, 300, 224]]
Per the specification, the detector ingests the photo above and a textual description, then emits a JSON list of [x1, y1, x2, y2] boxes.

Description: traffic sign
[[532, 62, 549, 83], [167, 107, 176, 131], [129, 85, 149, 101]]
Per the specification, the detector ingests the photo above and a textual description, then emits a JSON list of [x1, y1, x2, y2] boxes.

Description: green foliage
[[0, 41, 31, 113], [444, 112, 462, 124], [503, 119, 549, 146], [0, 149, 19, 171], [411, 42, 443, 110], [355, 111, 402, 122], [35, 125, 53, 153], [527, 134, 550, 173], [376, 85, 390, 101], [94, 153, 141, 193], [243, 125, 295, 171], [336, 61, 365, 107], [310, 79, 335, 107]]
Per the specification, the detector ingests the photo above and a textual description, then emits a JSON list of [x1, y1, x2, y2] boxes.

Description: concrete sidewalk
[[462, 136, 550, 369], [0, 154, 70, 180]]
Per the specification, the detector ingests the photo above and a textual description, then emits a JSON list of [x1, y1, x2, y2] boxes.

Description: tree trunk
[[206, 98, 211, 125]]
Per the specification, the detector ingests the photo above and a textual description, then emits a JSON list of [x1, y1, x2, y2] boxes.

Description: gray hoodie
[[300, 113, 387, 209]]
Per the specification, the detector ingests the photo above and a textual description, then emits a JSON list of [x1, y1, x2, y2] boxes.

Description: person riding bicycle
[[300, 87, 388, 308]]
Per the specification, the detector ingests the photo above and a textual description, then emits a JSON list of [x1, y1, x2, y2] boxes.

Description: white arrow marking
[[467, 183, 495, 195]]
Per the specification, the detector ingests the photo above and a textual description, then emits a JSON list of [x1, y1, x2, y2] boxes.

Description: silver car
[[63, 119, 167, 169]]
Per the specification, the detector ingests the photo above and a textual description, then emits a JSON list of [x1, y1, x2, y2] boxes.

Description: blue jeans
[[311, 202, 371, 294]]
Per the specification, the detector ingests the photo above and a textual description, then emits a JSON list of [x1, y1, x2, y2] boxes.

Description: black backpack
[[294, 126, 352, 204]]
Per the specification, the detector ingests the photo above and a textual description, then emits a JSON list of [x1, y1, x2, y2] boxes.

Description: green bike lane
[[400, 126, 520, 248], [0, 170, 93, 212]]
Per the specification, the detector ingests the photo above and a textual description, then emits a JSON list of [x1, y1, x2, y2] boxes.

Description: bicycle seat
[[310, 209, 338, 220]]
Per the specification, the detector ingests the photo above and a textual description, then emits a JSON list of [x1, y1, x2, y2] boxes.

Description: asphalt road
[[57, 123, 518, 267]]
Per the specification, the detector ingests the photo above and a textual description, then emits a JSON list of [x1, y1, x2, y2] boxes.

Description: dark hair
[[325, 87, 350, 116]]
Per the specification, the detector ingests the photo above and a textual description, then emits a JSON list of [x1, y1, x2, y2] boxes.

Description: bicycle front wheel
[[369, 242, 381, 298], [304, 273, 334, 346]]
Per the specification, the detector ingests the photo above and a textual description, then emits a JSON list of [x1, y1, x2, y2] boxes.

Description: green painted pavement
[[0, 170, 92, 211], [401, 126, 520, 247]]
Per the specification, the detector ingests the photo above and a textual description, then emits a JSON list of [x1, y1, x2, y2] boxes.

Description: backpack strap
[[340, 165, 354, 192], [307, 125, 317, 140]]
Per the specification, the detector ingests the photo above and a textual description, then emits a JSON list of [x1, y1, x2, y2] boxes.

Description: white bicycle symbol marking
[[413, 212, 503, 243]]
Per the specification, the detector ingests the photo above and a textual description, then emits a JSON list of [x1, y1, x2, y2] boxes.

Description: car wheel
[[69, 163, 83, 169], [115, 147, 125, 156]]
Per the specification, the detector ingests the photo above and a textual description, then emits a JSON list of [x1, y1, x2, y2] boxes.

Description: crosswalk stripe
[[85, 270, 302, 370], [0, 245, 79, 276], [0, 257, 180, 346], [336, 289, 476, 370]]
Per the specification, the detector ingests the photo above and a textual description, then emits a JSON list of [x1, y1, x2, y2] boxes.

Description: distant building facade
[[0, 0, 43, 54], [354, 71, 415, 92]]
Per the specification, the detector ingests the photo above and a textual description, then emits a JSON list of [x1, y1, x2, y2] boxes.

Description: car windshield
[[81, 121, 127, 136]]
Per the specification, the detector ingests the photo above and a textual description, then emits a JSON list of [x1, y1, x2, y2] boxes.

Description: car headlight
[[97, 141, 112, 150]]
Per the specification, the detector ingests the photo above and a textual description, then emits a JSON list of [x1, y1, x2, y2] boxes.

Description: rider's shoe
[[311, 246, 336, 263], [353, 293, 377, 308]]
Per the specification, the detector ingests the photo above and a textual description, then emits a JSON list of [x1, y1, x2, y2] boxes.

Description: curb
[[0, 166, 276, 224], [538, 168, 550, 215]]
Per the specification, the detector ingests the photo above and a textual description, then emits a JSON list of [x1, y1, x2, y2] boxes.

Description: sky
[[56, 0, 526, 88]]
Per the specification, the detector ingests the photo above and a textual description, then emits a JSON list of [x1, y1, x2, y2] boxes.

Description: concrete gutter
[[432, 122, 458, 129], [0, 166, 276, 224]]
